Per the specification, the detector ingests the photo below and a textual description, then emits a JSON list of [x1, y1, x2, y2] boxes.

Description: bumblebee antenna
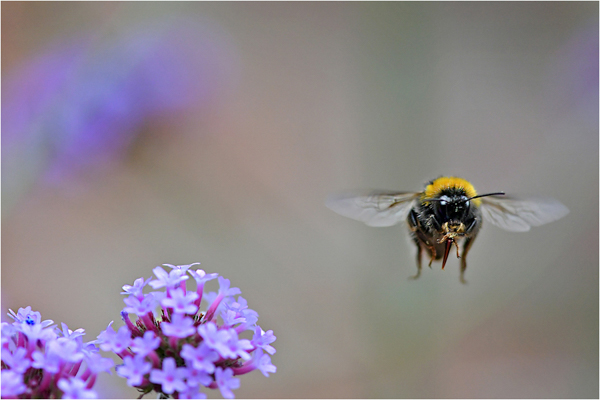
[[468, 192, 505, 201]]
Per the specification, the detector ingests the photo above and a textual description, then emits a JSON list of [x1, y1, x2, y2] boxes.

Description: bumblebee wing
[[326, 191, 420, 227], [479, 195, 569, 232]]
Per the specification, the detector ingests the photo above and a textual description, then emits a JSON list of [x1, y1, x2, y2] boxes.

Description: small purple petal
[[123, 293, 158, 316], [163, 263, 200, 273], [85, 351, 114, 374], [221, 309, 246, 327], [181, 343, 219, 373], [185, 365, 213, 387], [215, 367, 240, 399], [1, 347, 31, 373], [130, 330, 161, 357], [117, 355, 152, 386], [32, 349, 62, 374], [8, 307, 52, 327], [47, 339, 85, 363], [252, 326, 277, 355], [188, 269, 218, 285], [58, 323, 86, 341], [255, 348, 277, 377], [57, 377, 98, 399], [149, 266, 189, 290], [97, 322, 132, 354], [1, 370, 27, 397], [20, 322, 57, 344], [178, 385, 208, 399], [121, 277, 151, 297], [197, 322, 227, 352], [217, 276, 241, 297], [161, 314, 196, 338], [149, 357, 188, 395], [161, 288, 199, 315]]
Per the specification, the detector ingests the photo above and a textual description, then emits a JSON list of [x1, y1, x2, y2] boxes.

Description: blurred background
[[2, 2, 598, 398]]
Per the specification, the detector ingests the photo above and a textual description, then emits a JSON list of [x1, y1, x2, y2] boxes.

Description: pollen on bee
[[423, 176, 480, 206]]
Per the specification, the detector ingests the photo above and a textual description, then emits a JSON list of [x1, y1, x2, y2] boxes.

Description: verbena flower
[[3, 21, 238, 183], [1, 308, 114, 399], [2, 20, 239, 220], [97, 263, 277, 399]]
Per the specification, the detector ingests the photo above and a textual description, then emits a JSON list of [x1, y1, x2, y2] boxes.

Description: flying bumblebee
[[326, 176, 569, 283]]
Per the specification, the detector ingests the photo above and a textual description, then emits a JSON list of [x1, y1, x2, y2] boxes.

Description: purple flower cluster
[[97, 263, 276, 399], [3, 20, 238, 185], [1, 307, 114, 399]]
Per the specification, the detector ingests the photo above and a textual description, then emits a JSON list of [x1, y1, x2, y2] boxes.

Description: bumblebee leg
[[413, 230, 436, 268], [460, 236, 476, 284], [409, 244, 423, 280], [427, 243, 436, 268]]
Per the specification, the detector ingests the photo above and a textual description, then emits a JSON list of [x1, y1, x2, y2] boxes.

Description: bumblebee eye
[[464, 200, 470, 212], [434, 200, 449, 221]]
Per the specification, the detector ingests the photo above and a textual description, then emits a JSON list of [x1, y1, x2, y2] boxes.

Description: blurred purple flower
[[178, 386, 208, 399], [84, 351, 115, 375], [545, 20, 598, 116], [19, 322, 57, 344], [1, 348, 31, 374], [1, 370, 27, 397], [31, 348, 63, 374], [2, 19, 238, 191], [97, 262, 276, 399], [214, 367, 240, 399], [56, 377, 98, 399]]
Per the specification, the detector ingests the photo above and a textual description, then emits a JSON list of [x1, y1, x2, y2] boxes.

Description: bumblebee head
[[431, 195, 470, 223], [428, 191, 505, 224]]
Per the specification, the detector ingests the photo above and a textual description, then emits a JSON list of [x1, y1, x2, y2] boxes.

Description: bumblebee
[[326, 176, 569, 283]]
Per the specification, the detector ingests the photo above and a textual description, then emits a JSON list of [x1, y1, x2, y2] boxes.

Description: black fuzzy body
[[406, 186, 482, 283]]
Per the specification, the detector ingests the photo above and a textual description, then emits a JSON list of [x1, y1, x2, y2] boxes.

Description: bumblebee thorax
[[422, 176, 481, 207]]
